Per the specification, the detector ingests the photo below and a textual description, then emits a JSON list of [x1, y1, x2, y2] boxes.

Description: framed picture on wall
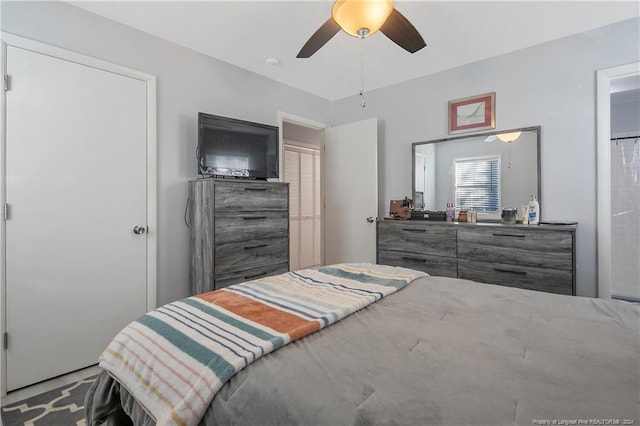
[[448, 92, 495, 134]]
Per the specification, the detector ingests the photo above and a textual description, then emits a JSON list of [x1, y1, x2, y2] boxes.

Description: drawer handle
[[402, 228, 426, 233], [492, 233, 526, 238], [243, 216, 267, 220], [493, 268, 527, 275], [245, 271, 268, 279], [244, 188, 268, 191], [402, 257, 426, 263], [245, 244, 268, 250]]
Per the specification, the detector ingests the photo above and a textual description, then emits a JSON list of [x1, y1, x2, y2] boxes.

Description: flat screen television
[[197, 112, 279, 180]]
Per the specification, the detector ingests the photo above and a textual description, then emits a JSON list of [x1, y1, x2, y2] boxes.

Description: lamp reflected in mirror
[[484, 131, 522, 144], [497, 131, 522, 143]]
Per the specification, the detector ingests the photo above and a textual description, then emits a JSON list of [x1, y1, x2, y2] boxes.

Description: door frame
[[277, 112, 328, 267], [0, 32, 157, 396], [595, 61, 640, 299]]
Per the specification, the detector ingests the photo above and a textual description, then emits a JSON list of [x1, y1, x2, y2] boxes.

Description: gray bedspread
[[86, 275, 640, 425]]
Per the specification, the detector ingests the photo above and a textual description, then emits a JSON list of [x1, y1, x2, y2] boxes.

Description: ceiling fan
[[297, 0, 426, 58]]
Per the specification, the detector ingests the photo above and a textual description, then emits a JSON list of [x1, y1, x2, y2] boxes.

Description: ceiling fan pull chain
[[360, 41, 366, 108]]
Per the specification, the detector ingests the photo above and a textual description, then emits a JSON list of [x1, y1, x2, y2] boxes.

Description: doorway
[[596, 62, 640, 301], [278, 113, 379, 269], [1, 34, 157, 394]]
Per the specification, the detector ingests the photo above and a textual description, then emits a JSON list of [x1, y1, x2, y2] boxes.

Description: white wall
[[1, 1, 331, 306], [330, 17, 640, 297]]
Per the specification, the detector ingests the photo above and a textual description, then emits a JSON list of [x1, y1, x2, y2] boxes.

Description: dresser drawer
[[215, 181, 288, 211], [378, 221, 456, 257], [215, 237, 288, 275], [378, 249, 457, 278], [214, 262, 289, 290], [457, 227, 573, 270], [458, 258, 573, 295], [215, 212, 288, 243]]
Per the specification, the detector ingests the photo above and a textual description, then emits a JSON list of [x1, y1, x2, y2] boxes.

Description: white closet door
[[314, 152, 322, 265], [5, 45, 149, 390], [285, 149, 301, 270], [300, 151, 315, 268], [284, 144, 321, 271]]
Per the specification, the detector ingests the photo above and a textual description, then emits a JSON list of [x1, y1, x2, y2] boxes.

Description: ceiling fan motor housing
[[331, 0, 394, 38]]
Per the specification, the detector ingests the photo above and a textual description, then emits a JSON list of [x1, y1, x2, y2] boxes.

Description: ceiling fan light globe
[[331, 0, 394, 38]]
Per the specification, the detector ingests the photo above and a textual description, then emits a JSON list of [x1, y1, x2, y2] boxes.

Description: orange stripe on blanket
[[196, 291, 320, 341]]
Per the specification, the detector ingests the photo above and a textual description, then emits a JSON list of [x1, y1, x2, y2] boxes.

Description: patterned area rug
[[1, 375, 97, 426]]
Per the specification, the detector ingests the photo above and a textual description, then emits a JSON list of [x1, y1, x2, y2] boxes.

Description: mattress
[[86, 274, 640, 425]]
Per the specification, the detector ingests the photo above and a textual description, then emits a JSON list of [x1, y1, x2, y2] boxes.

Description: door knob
[[366, 217, 375, 223], [133, 225, 147, 234]]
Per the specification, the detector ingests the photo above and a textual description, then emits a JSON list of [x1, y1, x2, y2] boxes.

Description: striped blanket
[[99, 263, 426, 426]]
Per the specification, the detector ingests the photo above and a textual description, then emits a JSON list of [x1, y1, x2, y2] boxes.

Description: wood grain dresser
[[188, 178, 289, 295], [377, 220, 577, 295]]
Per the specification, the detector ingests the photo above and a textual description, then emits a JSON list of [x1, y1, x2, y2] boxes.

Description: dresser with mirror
[[378, 126, 577, 295]]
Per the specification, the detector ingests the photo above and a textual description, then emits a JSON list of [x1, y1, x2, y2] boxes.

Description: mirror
[[412, 126, 540, 221]]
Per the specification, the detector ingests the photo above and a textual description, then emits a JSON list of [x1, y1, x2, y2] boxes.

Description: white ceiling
[[69, 1, 640, 101]]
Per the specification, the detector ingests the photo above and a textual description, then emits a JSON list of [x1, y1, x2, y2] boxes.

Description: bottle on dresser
[[446, 202, 455, 222], [528, 195, 540, 224]]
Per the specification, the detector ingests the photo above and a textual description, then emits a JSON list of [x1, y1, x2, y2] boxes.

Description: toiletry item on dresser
[[458, 210, 468, 222], [528, 195, 540, 224], [520, 205, 529, 224], [446, 202, 455, 222]]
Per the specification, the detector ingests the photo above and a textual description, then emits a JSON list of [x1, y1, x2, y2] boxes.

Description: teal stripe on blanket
[[137, 315, 236, 380], [182, 298, 286, 348], [318, 266, 412, 289]]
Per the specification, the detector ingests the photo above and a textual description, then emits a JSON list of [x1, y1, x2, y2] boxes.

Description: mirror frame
[[411, 125, 541, 220]]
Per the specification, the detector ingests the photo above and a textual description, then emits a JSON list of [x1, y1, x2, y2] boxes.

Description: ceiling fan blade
[[380, 8, 426, 54], [297, 18, 341, 58]]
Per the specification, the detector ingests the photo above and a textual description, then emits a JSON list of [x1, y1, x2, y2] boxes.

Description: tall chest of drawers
[[377, 220, 577, 295], [189, 179, 289, 295]]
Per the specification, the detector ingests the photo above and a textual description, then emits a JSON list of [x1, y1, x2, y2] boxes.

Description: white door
[[324, 118, 378, 264], [5, 45, 150, 390]]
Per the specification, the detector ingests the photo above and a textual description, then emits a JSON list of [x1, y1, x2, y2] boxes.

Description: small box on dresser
[[188, 179, 289, 295]]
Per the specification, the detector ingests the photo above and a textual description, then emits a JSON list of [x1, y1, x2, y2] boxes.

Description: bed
[[85, 263, 639, 426]]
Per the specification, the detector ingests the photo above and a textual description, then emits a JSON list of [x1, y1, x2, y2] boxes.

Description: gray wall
[[3, 2, 639, 299], [330, 17, 640, 297], [612, 89, 640, 134], [1, 1, 331, 306]]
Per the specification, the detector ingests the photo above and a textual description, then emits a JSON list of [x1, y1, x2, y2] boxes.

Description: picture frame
[[448, 92, 495, 134]]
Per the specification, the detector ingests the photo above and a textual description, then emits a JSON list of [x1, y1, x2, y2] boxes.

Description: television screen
[[198, 113, 279, 179]]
